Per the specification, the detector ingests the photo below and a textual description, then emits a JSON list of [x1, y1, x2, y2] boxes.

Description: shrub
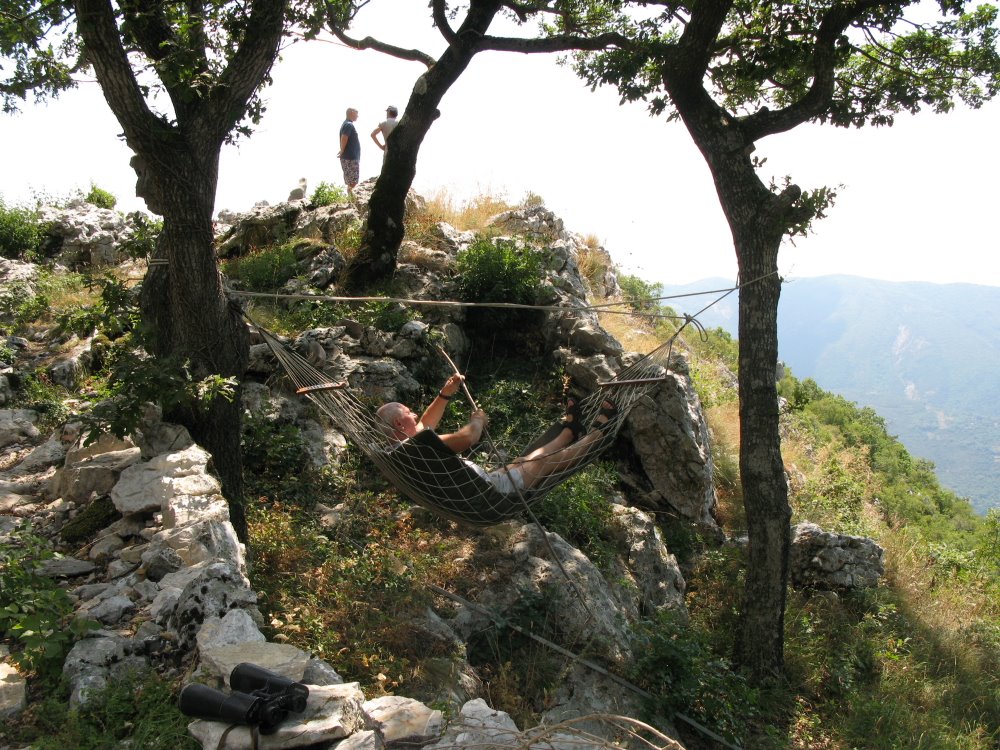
[[0, 198, 42, 260], [466, 585, 567, 728], [9, 670, 199, 749], [221, 242, 299, 291], [0, 280, 45, 332], [242, 409, 314, 501], [55, 275, 140, 340], [81, 351, 236, 445], [0, 523, 99, 678], [84, 183, 117, 210], [618, 273, 662, 315], [628, 611, 759, 747], [535, 463, 619, 571], [119, 212, 162, 260], [7, 369, 70, 432], [456, 236, 545, 337], [311, 181, 348, 207]]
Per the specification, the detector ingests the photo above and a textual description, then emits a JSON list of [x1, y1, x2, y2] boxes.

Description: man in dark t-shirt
[[338, 107, 361, 198]]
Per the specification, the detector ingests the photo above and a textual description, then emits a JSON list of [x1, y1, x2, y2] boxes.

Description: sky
[[2, 3, 999, 289]]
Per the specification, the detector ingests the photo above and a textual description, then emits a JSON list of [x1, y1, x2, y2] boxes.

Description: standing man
[[370, 105, 399, 163], [338, 107, 361, 198]]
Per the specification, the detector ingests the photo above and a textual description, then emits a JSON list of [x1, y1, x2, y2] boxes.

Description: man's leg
[[517, 399, 584, 459], [515, 400, 615, 489]]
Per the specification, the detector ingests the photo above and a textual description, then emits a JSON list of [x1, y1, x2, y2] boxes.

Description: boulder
[[790, 522, 885, 590]]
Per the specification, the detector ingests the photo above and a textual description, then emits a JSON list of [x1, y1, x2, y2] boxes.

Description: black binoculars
[[178, 663, 310, 734]]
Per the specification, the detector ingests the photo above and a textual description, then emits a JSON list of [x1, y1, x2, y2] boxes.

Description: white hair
[[375, 402, 405, 438]]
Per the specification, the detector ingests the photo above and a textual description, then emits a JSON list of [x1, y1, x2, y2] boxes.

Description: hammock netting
[[255, 323, 678, 527]]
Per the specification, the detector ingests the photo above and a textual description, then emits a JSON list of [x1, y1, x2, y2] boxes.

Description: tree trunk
[[340, 0, 502, 291], [667, 87, 792, 679], [732, 231, 790, 679], [137, 149, 250, 543]]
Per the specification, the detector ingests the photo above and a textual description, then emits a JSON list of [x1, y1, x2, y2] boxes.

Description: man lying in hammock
[[375, 374, 615, 497]]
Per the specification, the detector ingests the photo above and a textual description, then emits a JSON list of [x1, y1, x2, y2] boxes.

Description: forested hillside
[[659, 276, 1000, 513]]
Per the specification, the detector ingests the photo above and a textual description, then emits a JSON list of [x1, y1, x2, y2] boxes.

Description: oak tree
[[563, 0, 999, 679], [2, 0, 321, 540]]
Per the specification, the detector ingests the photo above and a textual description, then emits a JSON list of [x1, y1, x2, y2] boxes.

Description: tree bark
[[138, 150, 250, 540], [732, 231, 790, 678]]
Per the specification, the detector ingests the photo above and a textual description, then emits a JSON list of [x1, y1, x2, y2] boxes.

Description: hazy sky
[[2, 3, 998, 288]]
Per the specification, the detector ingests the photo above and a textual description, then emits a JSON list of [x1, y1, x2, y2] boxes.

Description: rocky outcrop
[[789, 522, 885, 590], [1, 398, 688, 748], [36, 199, 147, 268]]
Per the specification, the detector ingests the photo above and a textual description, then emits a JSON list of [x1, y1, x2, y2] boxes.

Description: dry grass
[[423, 188, 518, 233], [704, 402, 745, 529], [594, 306, 664, 355], [576, 245, 611, 294]]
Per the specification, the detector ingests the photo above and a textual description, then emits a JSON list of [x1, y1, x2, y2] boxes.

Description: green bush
[[119, 213, 162, 260], [456, 236, 545, 337], [0, 280, 46, 332], [535, 463, 619, 571], [457, 236, 544, 305], [311, 181, 348, 207], [0, 198, 42, 260], [11, 670, 199, 750], [618, 273, 662, 315], [84, 183, 117, 210], [81, 351, 236, 445], [242, 409, 314, 500], [629, 611, 759, 746], [55, 275, 140, 340], [0, 523, 99, 678], [221, 243, 299, 292]]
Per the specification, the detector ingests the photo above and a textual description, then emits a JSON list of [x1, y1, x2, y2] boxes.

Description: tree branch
[[474, 30, 629, 54], [330, 25, 435, 67], [207, 0, 288, 141], [741, 0, 887, 140], [74, 0, 162, 152], [432, 0, 457, 46], [118, 0, 174, 62]]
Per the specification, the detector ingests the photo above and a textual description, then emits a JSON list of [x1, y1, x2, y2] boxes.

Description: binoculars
[[179, 663, 310, 734]]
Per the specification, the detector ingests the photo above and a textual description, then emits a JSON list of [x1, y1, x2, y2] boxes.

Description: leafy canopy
[[560, 0, 1000, 130], [0, 0, 337, 136]]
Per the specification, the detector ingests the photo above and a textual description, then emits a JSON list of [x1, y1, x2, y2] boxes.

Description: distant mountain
[[659, 275, 1000, 514]]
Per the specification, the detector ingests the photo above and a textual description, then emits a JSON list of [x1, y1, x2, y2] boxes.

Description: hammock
[[253, 322, 679, 527]]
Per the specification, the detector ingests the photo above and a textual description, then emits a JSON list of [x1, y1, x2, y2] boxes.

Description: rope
[[230, 270, 776, 325], [233, 289, 687, 318]]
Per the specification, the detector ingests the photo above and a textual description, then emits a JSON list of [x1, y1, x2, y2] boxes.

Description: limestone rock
[[0, 648, 26, 720], [188, 682, 368, 750], [790, 522, 885, 590], [363, 695, 443, 744]]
